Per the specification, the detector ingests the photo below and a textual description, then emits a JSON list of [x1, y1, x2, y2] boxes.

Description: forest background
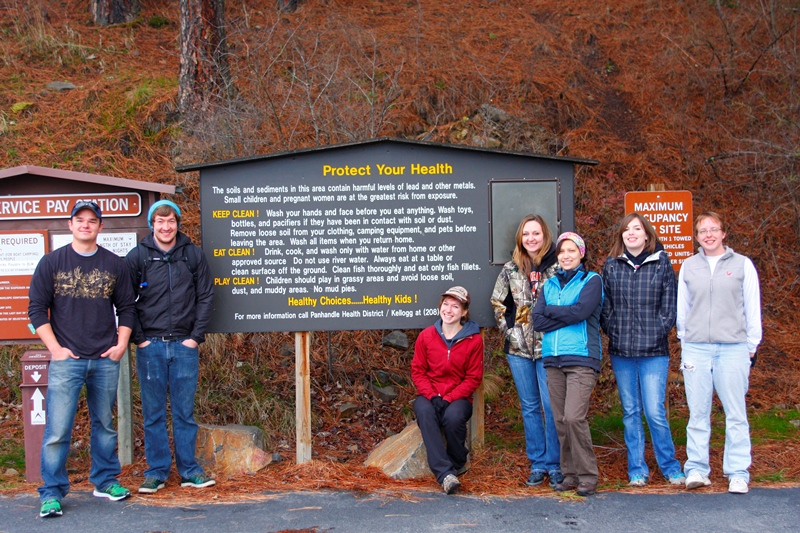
[[0, 0, 799, 498]]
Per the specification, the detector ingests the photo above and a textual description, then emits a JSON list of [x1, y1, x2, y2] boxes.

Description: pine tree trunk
[[178, 0, 231, 117], [91, 0, 140, 26]]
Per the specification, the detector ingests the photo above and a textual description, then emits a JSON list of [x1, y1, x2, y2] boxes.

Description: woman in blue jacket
[[533, 232, 603, 497], [600, 213, 684, 487]]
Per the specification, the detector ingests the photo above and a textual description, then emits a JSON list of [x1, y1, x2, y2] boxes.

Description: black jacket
[[125, 232, 214, 345]]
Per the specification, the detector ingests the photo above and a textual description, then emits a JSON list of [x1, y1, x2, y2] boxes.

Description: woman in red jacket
[[412, 286, 484, 495]]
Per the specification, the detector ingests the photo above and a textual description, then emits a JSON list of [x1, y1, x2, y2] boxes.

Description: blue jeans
[[39, 357, 121, 501], [137, 338, 203, 481], [610, 355, 682, 481], [506, 354, 561, 474], [681, 341, 751, 481]]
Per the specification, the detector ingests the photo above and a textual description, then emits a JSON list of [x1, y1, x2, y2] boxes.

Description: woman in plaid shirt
[[600, 213, 684, 487]]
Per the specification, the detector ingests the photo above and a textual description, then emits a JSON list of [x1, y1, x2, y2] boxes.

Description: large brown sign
[[625, 190, 693, 271], [0, 193, 141, 220], [193, 139, 595, 333]]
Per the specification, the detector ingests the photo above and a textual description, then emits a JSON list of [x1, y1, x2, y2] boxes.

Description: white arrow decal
[[31, 371, 42, 382], [31, 388, 46, 425]]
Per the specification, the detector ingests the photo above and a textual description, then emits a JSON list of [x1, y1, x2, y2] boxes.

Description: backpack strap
[[137, 244, 153, 289], [182, 245, 199, 284], [138, 243, 199, 289]]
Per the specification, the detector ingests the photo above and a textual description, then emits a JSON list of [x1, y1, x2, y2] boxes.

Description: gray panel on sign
[[490, 180, 559, 265]]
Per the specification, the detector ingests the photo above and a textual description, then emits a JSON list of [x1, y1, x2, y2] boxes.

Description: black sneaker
[[526, 471, 546, 486], [180, 474, 216, 488], [139, 478, 166, 494]]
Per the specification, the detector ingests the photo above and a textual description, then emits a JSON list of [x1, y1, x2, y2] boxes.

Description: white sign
[[51, 232, 138, 258], [0, 232, 46, 275]]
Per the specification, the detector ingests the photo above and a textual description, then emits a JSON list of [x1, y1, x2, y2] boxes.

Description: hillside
[[1, 0, 799, 495]]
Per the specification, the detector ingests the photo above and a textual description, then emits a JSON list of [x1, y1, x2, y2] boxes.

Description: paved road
[[1, 487, 798, 533]]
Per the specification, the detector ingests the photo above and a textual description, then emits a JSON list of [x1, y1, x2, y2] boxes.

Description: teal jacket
[[533, 266, 604, 371]]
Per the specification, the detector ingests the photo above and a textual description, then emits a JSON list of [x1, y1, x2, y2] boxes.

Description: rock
[[472, 135, 502, 148], [373, 370, 408, 386], [338, 402, 359, 419], [375, 370, 390, 385], [370, 381, 398, 402], [364, 422, 432, 479], [46, 81, 76, 91], [196, 423, 272, 475], [789, 420, 800, 429], [4, 468, 19, 477], [271, 452, 283, 463], [280, 343, 295, 357], [480, 103, 510, 122], [382, 330, 409, 350]]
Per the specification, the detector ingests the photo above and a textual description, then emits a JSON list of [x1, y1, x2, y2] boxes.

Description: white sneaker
[[628, 476, 647, 487], [685, 471, 711, 490], [728, 477, 749, 494]]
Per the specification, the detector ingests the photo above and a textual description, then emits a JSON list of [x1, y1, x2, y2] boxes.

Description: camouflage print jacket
[[491, 257, 558, 359]]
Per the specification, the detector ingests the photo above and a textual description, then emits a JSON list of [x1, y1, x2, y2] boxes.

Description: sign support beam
[[295, 331, 312, 463], [117, 347, 133, 465]]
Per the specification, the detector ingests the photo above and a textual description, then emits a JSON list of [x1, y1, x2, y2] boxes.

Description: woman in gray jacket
[[678, 212, 761, 495], [601, 213, 683, 487], [490, 214, 562, 487]]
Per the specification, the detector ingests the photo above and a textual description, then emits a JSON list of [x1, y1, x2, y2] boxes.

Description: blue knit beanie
[[148, 200, 181, 230]]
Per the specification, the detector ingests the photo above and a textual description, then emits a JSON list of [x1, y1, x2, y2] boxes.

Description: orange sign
[[0, 231, 48, 340], [0, 193, 141, 220], [624, 190, 693, 271]]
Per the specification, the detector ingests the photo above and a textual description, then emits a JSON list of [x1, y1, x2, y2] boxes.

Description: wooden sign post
[[295, 331, 312, 463]]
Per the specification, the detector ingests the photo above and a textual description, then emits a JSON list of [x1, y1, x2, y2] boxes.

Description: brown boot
[[553, 476, 579, 492], [576, 481, 597, 496]]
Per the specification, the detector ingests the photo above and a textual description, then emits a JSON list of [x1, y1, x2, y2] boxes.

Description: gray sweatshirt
[[676, 246, 762, 352]]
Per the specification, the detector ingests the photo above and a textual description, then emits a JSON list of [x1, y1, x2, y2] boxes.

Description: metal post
[[117, 346, 133, 465]]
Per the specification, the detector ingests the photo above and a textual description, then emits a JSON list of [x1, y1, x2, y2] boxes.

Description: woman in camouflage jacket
[[490, 214, 562, 487]]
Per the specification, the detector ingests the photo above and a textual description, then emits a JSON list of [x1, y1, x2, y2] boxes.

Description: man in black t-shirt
[[28, 201, 136, 518]]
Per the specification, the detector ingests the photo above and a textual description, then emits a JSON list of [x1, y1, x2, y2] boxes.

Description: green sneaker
[[93, 483, 131, 501], [138, 477, 166, 494], [180, 474, 216, 488], [39, 499, 62, 518]]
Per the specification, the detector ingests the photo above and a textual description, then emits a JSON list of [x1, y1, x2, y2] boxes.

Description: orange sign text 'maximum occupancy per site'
[[625, 190, 693, 271]]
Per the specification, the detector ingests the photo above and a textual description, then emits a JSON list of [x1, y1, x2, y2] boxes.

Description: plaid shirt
[[600, 250, 677, 357]]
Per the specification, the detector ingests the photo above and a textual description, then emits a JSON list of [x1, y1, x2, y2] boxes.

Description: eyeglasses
[[697, 228, 722, 236]]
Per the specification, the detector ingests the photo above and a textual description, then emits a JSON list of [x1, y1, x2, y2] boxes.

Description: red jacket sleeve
[[411, 329, 437, 399]]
